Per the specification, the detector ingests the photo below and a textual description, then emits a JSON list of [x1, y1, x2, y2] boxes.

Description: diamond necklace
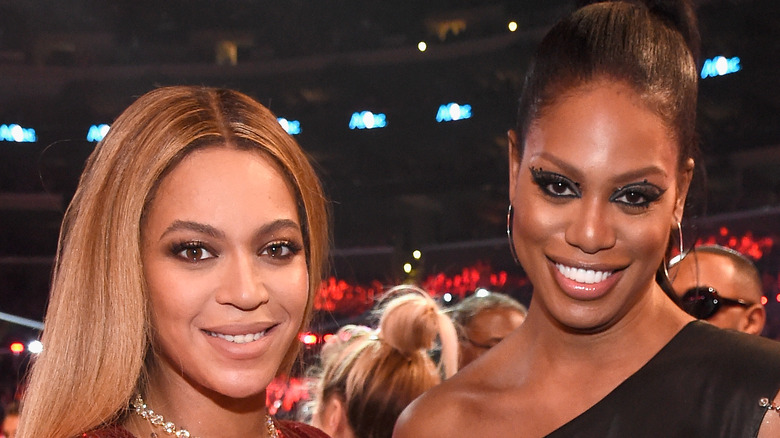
[[131, 394, 280, 438]]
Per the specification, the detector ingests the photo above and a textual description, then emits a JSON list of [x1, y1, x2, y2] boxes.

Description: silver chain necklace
[[131, 394, 280, 438]]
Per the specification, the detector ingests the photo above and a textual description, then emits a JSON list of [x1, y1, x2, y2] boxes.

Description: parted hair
[[311, 288, 455, 438], [19, 86, 329, 438]]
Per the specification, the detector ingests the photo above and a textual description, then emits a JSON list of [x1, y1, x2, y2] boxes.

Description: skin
[[458, 308, 525, 368], [311, 395, 356, 438], [2, 414, 18, 438], [126, 146, 309, 438], [394, 80, 698, 437], [672, 252, 766, 334]]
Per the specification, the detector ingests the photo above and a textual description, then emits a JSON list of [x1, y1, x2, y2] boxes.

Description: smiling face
[[141, 146, 308, 400], [509, 81, 691, 333]]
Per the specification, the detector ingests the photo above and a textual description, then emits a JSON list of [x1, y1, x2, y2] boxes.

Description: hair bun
[[379, 293, 440, 357]]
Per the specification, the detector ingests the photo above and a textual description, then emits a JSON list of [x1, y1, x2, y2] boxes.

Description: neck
[[125, 362, 271, 438], [521, 283, 692, 369]]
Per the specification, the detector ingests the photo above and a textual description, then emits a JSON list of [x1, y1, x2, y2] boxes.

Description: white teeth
[[206, 330, 266, 344], [556, 264, 613, 284]]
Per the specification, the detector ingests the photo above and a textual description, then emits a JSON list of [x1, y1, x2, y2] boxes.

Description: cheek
[[618, 217, 670, 262], [512, 189, 561, 259], [268, 262, 310, 320]]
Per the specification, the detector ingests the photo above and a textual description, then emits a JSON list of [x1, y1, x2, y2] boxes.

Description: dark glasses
[[681, 286, 752, 320]]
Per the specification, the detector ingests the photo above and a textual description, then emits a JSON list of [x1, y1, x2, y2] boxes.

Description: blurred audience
[[672, 245, 766, 335], [308, 285, 457, 438], [2, 401, 18, 438], [447, 291, 527, 368]]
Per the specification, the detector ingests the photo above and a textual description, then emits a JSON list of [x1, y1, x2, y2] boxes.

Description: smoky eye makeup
[[609, 180, 666, 209], [170, 240, 218, 262], [529, 166, 582, 198]]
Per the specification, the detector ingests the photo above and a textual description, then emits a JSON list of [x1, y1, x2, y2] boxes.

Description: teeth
[[556, 264, 613, 284], [206, 330, 266, 344]]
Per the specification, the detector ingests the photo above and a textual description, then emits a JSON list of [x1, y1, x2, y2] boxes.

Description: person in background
[[394, 1, 780, 436], [18, 86, 330, 438], [1, 402, 18, 438], [446, 291, 527, 368], [308, 286, 458, 438], [672, 245, 766, 335]]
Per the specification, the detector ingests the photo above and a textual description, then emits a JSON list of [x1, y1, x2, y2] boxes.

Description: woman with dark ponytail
[[394, 1, 780, 437]]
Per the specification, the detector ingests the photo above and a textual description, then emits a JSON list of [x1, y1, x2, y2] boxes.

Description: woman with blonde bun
[[310, 286, 457, 438]]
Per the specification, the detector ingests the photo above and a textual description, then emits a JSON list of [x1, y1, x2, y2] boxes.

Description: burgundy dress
[[83, 420, 331, 438]]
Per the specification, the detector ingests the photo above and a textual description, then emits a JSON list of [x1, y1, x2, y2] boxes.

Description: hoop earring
[[663, 221, 684, 283], [676, 221, 684, 258], [507, 204, 520, 265]]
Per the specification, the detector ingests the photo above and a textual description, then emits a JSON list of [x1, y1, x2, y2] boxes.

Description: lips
[[205, 329, 268, 344], [555, 264, 613, 284]]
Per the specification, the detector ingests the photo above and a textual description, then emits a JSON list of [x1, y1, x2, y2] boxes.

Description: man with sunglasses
[[447, 291, 527, 368], [671, 245, 766, 335]]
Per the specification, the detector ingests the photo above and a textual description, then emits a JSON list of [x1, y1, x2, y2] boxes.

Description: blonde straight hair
[[18, 86, 329, 438]]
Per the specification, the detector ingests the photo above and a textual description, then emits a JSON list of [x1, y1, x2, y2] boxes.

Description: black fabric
[[547, 321, 780, 438]]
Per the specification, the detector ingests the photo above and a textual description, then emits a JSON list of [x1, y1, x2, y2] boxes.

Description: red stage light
[[761, 296, 768, 306], [10, 342, 24, 354], [323, 333, 335, 343], [300, 333, 318, 345]]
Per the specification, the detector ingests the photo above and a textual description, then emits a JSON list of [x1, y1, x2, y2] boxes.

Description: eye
[[609, 182, 665, 209], [172, 241, 216, 262], [530, 167, 581, 198], [260, 240, 302, 259]]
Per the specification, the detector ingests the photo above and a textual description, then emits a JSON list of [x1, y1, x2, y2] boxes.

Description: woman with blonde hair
[[18, 86, 330, 438], [309, 286, 457, 438]]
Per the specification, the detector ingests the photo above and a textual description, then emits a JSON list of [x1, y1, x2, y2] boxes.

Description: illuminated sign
[[701, 56, 741, 79], [0, 124, 36, 142], [349, 111, 387, 130], [277, 118, 301, 135], [436, 102, 472, 122], [86, 124, 110, 142]]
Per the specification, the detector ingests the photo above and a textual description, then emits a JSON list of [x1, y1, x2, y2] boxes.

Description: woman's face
[[141, 146, 309, 399], [509, 81, 692, 332]]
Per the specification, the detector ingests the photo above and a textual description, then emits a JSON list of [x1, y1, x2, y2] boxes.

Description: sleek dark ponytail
[[514, 0, 701, 300]]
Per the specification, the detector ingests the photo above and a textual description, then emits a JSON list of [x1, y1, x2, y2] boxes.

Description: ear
[[508, 129, 522, 201], [672, 158, 695, 224], [740, 304, 766, 336], [318, 395, 353, 438]]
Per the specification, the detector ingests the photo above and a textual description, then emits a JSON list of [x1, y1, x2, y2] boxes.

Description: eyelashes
[[171, 241, 215, 262], [530, 167, 581, 198], [529, 166, 666, 209], [169, 239, 304, 263], [608, 182, 666, 209]]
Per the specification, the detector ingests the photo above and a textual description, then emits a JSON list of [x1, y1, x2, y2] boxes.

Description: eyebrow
[[159, 218, 301, 241], [531, 152, 668, 183]]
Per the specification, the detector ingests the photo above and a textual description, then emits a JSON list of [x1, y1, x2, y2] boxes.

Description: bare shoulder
[[393, 365, 508, 437], [393, 376, 476, 437]]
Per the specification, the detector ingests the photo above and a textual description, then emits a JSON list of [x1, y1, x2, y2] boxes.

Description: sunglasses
[[681, 286, 752, 320]]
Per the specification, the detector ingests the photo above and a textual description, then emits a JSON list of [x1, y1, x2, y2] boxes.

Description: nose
[[564, 197, 616, 254], [216, 252, 269, 310]]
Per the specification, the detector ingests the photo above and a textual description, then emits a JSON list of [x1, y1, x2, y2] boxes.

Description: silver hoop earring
[[507, 205, 520, 265], [676, 221, 684, 258], [663, 221, 684, 283]]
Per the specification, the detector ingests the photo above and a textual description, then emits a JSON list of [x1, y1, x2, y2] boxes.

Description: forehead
[[467, 307, 525, 330], [145, 147, 299, 230], [525, 82, 678, 177], [673, 253, 738, 292]]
